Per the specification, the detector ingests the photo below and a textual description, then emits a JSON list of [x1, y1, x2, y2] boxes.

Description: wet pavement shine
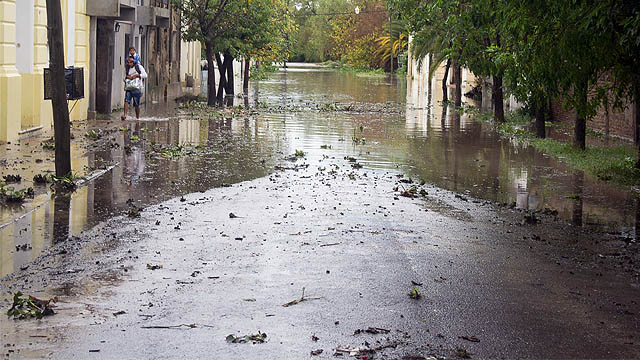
[[1, 64, 639, 358]]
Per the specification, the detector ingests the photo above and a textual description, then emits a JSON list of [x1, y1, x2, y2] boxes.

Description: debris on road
[[353, 327, 391, 335], [7, 292, 56, 320], [456, 348, 472, 358], [408, 288, 422, 299], [225, 331, 267, 344], [459, 336, 480, 343], [334, 340, 401, 358], [141, 323, 212, 329], [283, 287, 322, 307]]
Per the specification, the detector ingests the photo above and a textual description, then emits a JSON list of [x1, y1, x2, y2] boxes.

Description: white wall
[[15, 0, 34, 74], [67, 0, 75, 66]]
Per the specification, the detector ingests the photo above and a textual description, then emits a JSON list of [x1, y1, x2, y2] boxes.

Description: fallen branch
[[141, 323, 214, 329], [282, 287, 322, 307]]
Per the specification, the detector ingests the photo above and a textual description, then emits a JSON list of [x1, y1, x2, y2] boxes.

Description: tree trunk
[[243, 59, 250, 94], [215, 53, 226, 105], [205, 42, 216, 106], [635, 101, 640, 168], [46, 0, 71, 177], [224, 51, 234, 96], [574, 81, 587, 150], [454, 60, 462, 108], [492, 75, 504, 122], [442, 59, 450, 103], [535, 99, 546, 138]]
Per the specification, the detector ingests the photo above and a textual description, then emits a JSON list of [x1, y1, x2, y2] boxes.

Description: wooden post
[[46, 0, 71, 177], [243, 59, 250, 94]]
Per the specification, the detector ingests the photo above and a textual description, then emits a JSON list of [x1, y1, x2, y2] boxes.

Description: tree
[[234, 0, 294, 92], [46, 0, 71, 177], [499, 0, 612, 149], [173, 0, 231, 106], [389, 0, 470, 107], [592, 0, 640, 166], [374, 20, 408, 71]]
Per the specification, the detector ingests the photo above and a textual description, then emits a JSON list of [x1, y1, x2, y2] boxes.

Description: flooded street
[[1, 65, 639, 359], [3, 64, 639, 277]]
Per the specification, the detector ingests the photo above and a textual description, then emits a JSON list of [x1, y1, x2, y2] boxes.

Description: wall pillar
[[17, 0, 39, 130], [88, 16, 96, 117], [34, 0, 52, 129], [0, 0, 22, 142]]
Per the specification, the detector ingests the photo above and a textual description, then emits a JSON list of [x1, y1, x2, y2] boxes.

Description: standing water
[[0, 64, 637, 277]]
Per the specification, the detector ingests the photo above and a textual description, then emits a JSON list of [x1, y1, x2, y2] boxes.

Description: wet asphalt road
[[1, 154, 638, 359]]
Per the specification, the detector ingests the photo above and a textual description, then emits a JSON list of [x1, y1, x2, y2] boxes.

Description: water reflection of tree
[[571, 170, 584, 226], [52, 195, 71, 244]]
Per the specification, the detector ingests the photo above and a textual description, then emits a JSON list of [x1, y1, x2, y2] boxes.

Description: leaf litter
[[226, 331, 267, 344], [7, 292, 56, 320]]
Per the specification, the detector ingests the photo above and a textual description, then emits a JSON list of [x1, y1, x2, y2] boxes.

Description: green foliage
[[408, 287, 421, 299], [151, 142, 198, 158], [485, 110, 640, 186], [7, 292, 56, 320], [249, 62, 279, 80], [51, 172, 83, 193], [173, 0, 294, 63], [84, 129, 101, 140], [291, 0, 396, 71], [374, 21, 408, 69], [33, 173, 52, 185], [392, 0, 640, 160], [0, 182, 35, 203]]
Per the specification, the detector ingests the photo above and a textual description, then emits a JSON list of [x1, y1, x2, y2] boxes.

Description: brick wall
[[550, 86, 637, 142]]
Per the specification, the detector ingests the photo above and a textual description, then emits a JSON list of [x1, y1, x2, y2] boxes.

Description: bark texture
[[46, 0, 71, 177]]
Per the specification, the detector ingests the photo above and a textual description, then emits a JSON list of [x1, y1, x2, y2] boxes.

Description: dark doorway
[[96, 19, 114, 113]]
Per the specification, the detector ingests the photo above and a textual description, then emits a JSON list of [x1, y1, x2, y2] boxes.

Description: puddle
[[1, 65, 638, 278]]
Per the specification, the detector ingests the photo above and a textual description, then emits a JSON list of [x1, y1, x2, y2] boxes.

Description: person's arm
[[138, 64, 148, 79]]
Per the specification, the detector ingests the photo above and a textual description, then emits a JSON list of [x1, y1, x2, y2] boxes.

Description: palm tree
[[409, 27, 451, 102], [374, 21, 408, 72]]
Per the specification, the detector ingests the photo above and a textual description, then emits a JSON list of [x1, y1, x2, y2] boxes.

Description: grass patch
[[321, 60, 386, 75], [474, 108, 640, 186], [530, 137, 640, 185]]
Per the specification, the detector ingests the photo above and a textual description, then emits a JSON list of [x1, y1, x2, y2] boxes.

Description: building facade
[[87, 0, 200, 115], [0, 0, 202, 142], [1, 0, 90, 142]]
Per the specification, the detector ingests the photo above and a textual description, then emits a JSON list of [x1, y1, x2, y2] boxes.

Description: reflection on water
[[1, 65, 638, 277], [254, 65, 637, 234], [1, 113, 284, 277]]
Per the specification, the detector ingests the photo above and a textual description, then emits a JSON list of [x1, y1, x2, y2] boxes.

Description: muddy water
[[256, 65, 637, 232], [1, 64, 637, 277]]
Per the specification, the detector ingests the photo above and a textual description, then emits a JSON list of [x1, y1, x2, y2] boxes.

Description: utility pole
[[389, 14, 393, 74], [46, 0, 72, 177]]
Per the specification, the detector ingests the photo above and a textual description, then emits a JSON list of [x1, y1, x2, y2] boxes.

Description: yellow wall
[[0, 0, 21, 142], [1, 0, 90, 142]]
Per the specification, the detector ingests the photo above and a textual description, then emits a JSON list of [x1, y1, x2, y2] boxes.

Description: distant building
[[0, 0, 202, 142]]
